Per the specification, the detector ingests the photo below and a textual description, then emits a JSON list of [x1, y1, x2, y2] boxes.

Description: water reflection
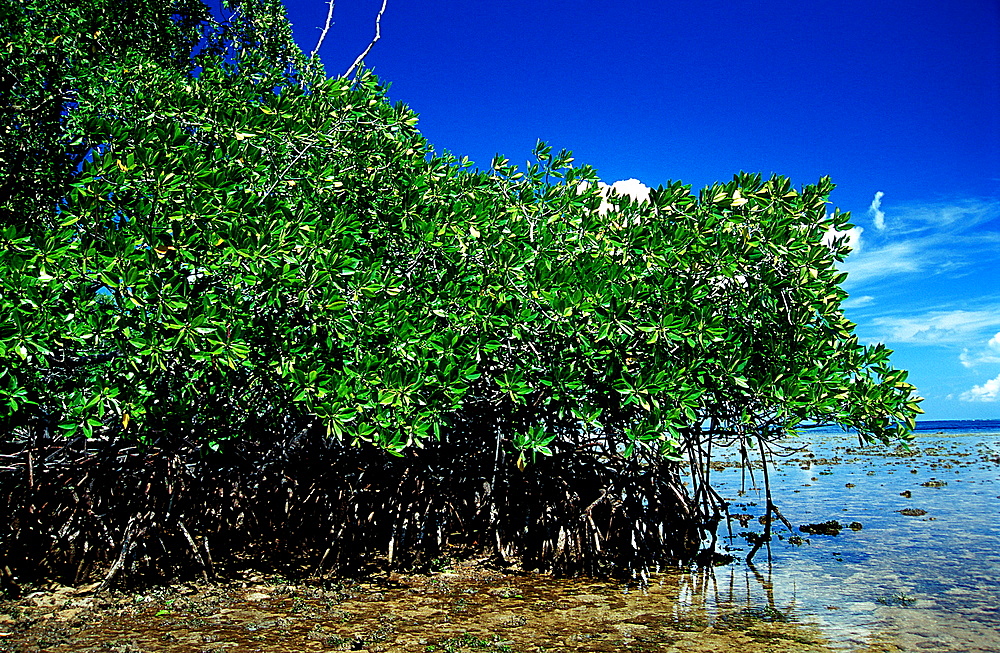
[[704, 430, 1000, 652]]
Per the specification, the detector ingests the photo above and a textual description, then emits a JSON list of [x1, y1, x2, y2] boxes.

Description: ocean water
[[703, 419, 1000, 651], [911, 419, 1000, 433], [804, 418, 1000, 436]]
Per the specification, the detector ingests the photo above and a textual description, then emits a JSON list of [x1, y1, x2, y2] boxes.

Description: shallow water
[[1, 562, 831, 652], [708, 428, 1000, 652]]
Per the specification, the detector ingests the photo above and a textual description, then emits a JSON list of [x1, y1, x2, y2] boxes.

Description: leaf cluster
[[1, 0, 921, 464]]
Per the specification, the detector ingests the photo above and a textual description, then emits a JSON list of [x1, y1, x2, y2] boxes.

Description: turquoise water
[[704, 423, 1000, 651]]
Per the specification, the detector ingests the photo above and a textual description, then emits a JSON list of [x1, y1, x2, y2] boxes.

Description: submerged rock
[[799, 521, 843, 536]]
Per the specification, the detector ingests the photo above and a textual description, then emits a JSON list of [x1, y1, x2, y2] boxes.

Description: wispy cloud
[[870, 309, 1000, 345], [869, 191, 886, 231], [840, 240, 922, 285], [840, 197, 1000, 289], [960, 331, 1000, 368], [960, 350, 1000, 367], [841, 295, 875, 310], [960, 372, 1000, 402]]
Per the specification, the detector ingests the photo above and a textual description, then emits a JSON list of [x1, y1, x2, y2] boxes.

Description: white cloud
[[604, 178, 651, 203], [869, 191, 886, 230], [871, 310, 1000, 345], [823, 225, 863, 254], [587, 178, 652, 216], [960, 373, 1000, 402], [959, 331, 1000, 368], [960, 349, 1000, 367]]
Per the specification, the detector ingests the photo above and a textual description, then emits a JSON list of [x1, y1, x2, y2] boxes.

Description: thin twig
[[746, 435, 781, 564], [260, 112, 355, 199], [341, 0, 388, 79], [201, 535, 215, 580], [27, 446, 35, 493], [310, 0, 336, 60], [178, 520, 210, 582], [581, 488, 607, 515], [97, 516, 140, 592]]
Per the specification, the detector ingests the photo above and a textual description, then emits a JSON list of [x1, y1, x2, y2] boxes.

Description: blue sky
[[279, 0, 1000, 421]]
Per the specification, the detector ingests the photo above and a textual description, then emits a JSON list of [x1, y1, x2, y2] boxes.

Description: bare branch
[[310, 0, 336, 60], [341, 0, 388, 79]]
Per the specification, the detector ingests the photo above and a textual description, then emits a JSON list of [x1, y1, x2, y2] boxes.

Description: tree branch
[[310, 0, 336, 60], [341, 0, 388, 79]]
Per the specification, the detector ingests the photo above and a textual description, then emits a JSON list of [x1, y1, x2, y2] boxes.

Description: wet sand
[[1, 558, 835, 653]]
